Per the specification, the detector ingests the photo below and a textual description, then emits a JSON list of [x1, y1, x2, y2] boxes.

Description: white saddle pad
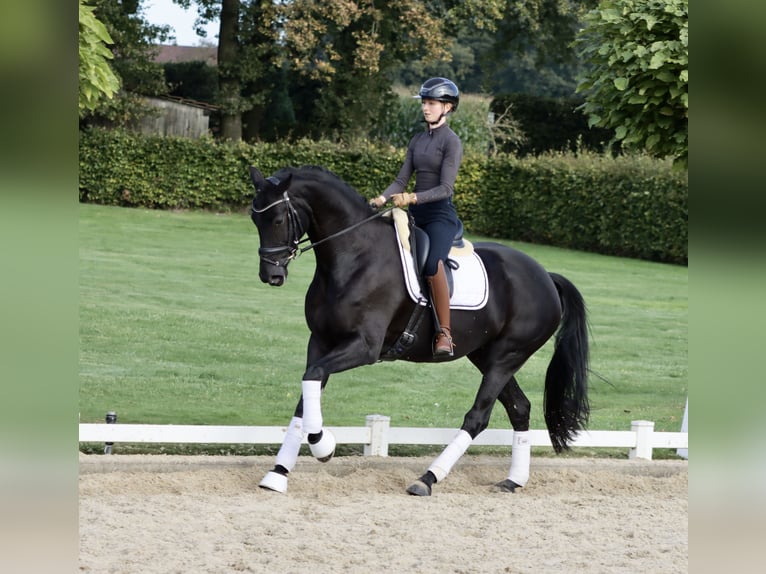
[[388, 209, 489, 310]]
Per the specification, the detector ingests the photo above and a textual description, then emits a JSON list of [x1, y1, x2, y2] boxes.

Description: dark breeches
[[420, 219, 458, 276]]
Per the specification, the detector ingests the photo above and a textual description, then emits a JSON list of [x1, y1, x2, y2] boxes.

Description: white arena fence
[[79, 414, 688, 460]]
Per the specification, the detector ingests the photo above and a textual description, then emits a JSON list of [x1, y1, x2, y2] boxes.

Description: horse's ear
[[249, 166, 266, 191], [278, 173, 292, 191]]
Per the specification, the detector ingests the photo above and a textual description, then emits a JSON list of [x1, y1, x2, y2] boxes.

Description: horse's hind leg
[[407, 359, 525, 496], [493, 376, 532, 493], [406, 429, 473, 496]]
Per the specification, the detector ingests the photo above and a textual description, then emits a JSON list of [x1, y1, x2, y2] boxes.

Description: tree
[[277, 0, 449, 141], [394, 2, 597, 99], [172, 0, 283, 141], [490, 1, 597, 66], [178, 0, 508, 141], [573, 0, 688, 165], [100, 0, 609, 141], [79, 0, 120, 115], [217, 0, 243, 140], [80, 0, 173, 127]]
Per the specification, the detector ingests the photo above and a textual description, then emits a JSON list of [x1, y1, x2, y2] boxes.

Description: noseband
[[253, 186, 393, 267]]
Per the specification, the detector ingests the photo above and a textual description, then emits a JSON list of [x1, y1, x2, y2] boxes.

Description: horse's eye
[[274, 217, 285, 226]]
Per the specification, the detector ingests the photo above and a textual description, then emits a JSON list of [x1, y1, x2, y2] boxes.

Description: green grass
[[79, 203, 687, 450]]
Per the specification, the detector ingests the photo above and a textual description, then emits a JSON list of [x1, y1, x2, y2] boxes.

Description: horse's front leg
[[301, 332, 383, 461], [258, 381, 336, 494], [258, 384, 336, 494], [259, 333, 379, 493], [301, 378, 337, 462], [259, 406, 306, 493]]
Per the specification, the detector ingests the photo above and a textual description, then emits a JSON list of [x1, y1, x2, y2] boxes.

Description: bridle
[[252, 187, 393, 267], [252, 191, 305, 267]]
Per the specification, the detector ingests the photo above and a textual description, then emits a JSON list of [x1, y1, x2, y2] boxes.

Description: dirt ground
[[79, 453, 687, 573]]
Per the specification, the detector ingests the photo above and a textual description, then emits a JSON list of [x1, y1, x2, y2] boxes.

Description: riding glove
[[369, 195, 387, 208], [391, 193, 417, 207]]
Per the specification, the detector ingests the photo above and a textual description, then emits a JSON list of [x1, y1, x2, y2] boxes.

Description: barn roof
[[152, 45, 218, 66]]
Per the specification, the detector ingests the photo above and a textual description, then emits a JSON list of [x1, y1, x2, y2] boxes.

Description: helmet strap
[[425, 103, 451, 127]]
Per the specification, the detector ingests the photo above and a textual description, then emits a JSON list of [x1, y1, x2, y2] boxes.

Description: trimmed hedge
[[79, 128, 686, 263], [473, 153, 687, 264], [78, 127, 402, 210]]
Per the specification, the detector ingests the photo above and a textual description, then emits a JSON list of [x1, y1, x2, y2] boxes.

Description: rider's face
[[421, 98, 450, 123]]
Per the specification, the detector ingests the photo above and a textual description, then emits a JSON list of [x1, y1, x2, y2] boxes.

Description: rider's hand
[[369, 195, 387, 208], [391, 193, 417, 208]]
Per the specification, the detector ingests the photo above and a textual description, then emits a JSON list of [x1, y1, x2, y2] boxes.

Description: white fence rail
[[79, 415, 687, 460]]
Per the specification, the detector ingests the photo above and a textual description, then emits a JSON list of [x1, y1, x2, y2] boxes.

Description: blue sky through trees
[[144, 0, 219, 46]]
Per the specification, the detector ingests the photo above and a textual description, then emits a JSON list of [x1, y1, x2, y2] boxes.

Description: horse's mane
[[278, 165, 370, 208]]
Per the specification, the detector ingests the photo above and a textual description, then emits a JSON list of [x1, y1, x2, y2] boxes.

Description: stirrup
[[433, 328, 454, 357]]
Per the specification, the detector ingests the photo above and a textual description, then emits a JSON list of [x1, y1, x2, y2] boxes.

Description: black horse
[[248, 165, 589, 496]]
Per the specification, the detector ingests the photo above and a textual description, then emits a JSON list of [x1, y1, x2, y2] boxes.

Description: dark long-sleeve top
[[382, 124, 463, 220]]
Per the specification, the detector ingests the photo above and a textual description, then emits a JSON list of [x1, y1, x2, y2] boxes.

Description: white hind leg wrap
[[428, 430, 472, 482], [301, 380, 323, 434], [507, 431, 531, 487], [275, 416, 303, 473]]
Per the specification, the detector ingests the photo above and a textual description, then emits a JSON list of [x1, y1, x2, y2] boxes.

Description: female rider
[[369, 77, 462, 357]]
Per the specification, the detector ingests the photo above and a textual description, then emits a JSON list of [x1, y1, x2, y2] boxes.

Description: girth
[[379, 298, 429, 361]]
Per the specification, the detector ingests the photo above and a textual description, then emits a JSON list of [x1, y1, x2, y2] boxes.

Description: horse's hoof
[[493, 479, 521, 493], [406, 480, 432, 496], [259, 471, 288, 493], [309, 429, 336, 463]]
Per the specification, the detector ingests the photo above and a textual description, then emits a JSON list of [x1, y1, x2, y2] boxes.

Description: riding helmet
[[416, 77, 459, 112]]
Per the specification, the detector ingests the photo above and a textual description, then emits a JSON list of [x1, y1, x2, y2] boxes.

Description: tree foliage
[[80, 0, 172, 126], [395, 2, 596, 99], [574, 0, 688, 165], [181, 0, 517, 141], [489, 1, 596, 65], [81, 0, 647, 146], [78, 0, 120, 115]]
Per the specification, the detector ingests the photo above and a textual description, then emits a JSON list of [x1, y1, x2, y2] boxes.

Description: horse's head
[[249, 166, 301, 286]]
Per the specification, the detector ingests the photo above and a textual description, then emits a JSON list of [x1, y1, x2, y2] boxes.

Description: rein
[[253, 190, 394, 265], [299, 207, 395, 253]]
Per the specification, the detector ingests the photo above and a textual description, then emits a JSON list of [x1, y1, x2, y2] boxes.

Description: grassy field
[[79, 203, 687, 454]]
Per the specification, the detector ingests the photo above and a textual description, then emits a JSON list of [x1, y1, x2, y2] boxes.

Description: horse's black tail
[[544, 273, 590, 453]]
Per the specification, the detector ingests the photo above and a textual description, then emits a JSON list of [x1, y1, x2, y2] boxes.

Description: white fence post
[[630, 420, 655, 460], [364, 414, 390, 456]]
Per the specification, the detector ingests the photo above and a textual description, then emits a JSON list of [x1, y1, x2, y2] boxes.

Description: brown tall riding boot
[[426, 260, 454, 357]]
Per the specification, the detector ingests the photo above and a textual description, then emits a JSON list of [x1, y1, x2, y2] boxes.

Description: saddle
[[380, 210, 487, 361], [389, 208, 469, 296]]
